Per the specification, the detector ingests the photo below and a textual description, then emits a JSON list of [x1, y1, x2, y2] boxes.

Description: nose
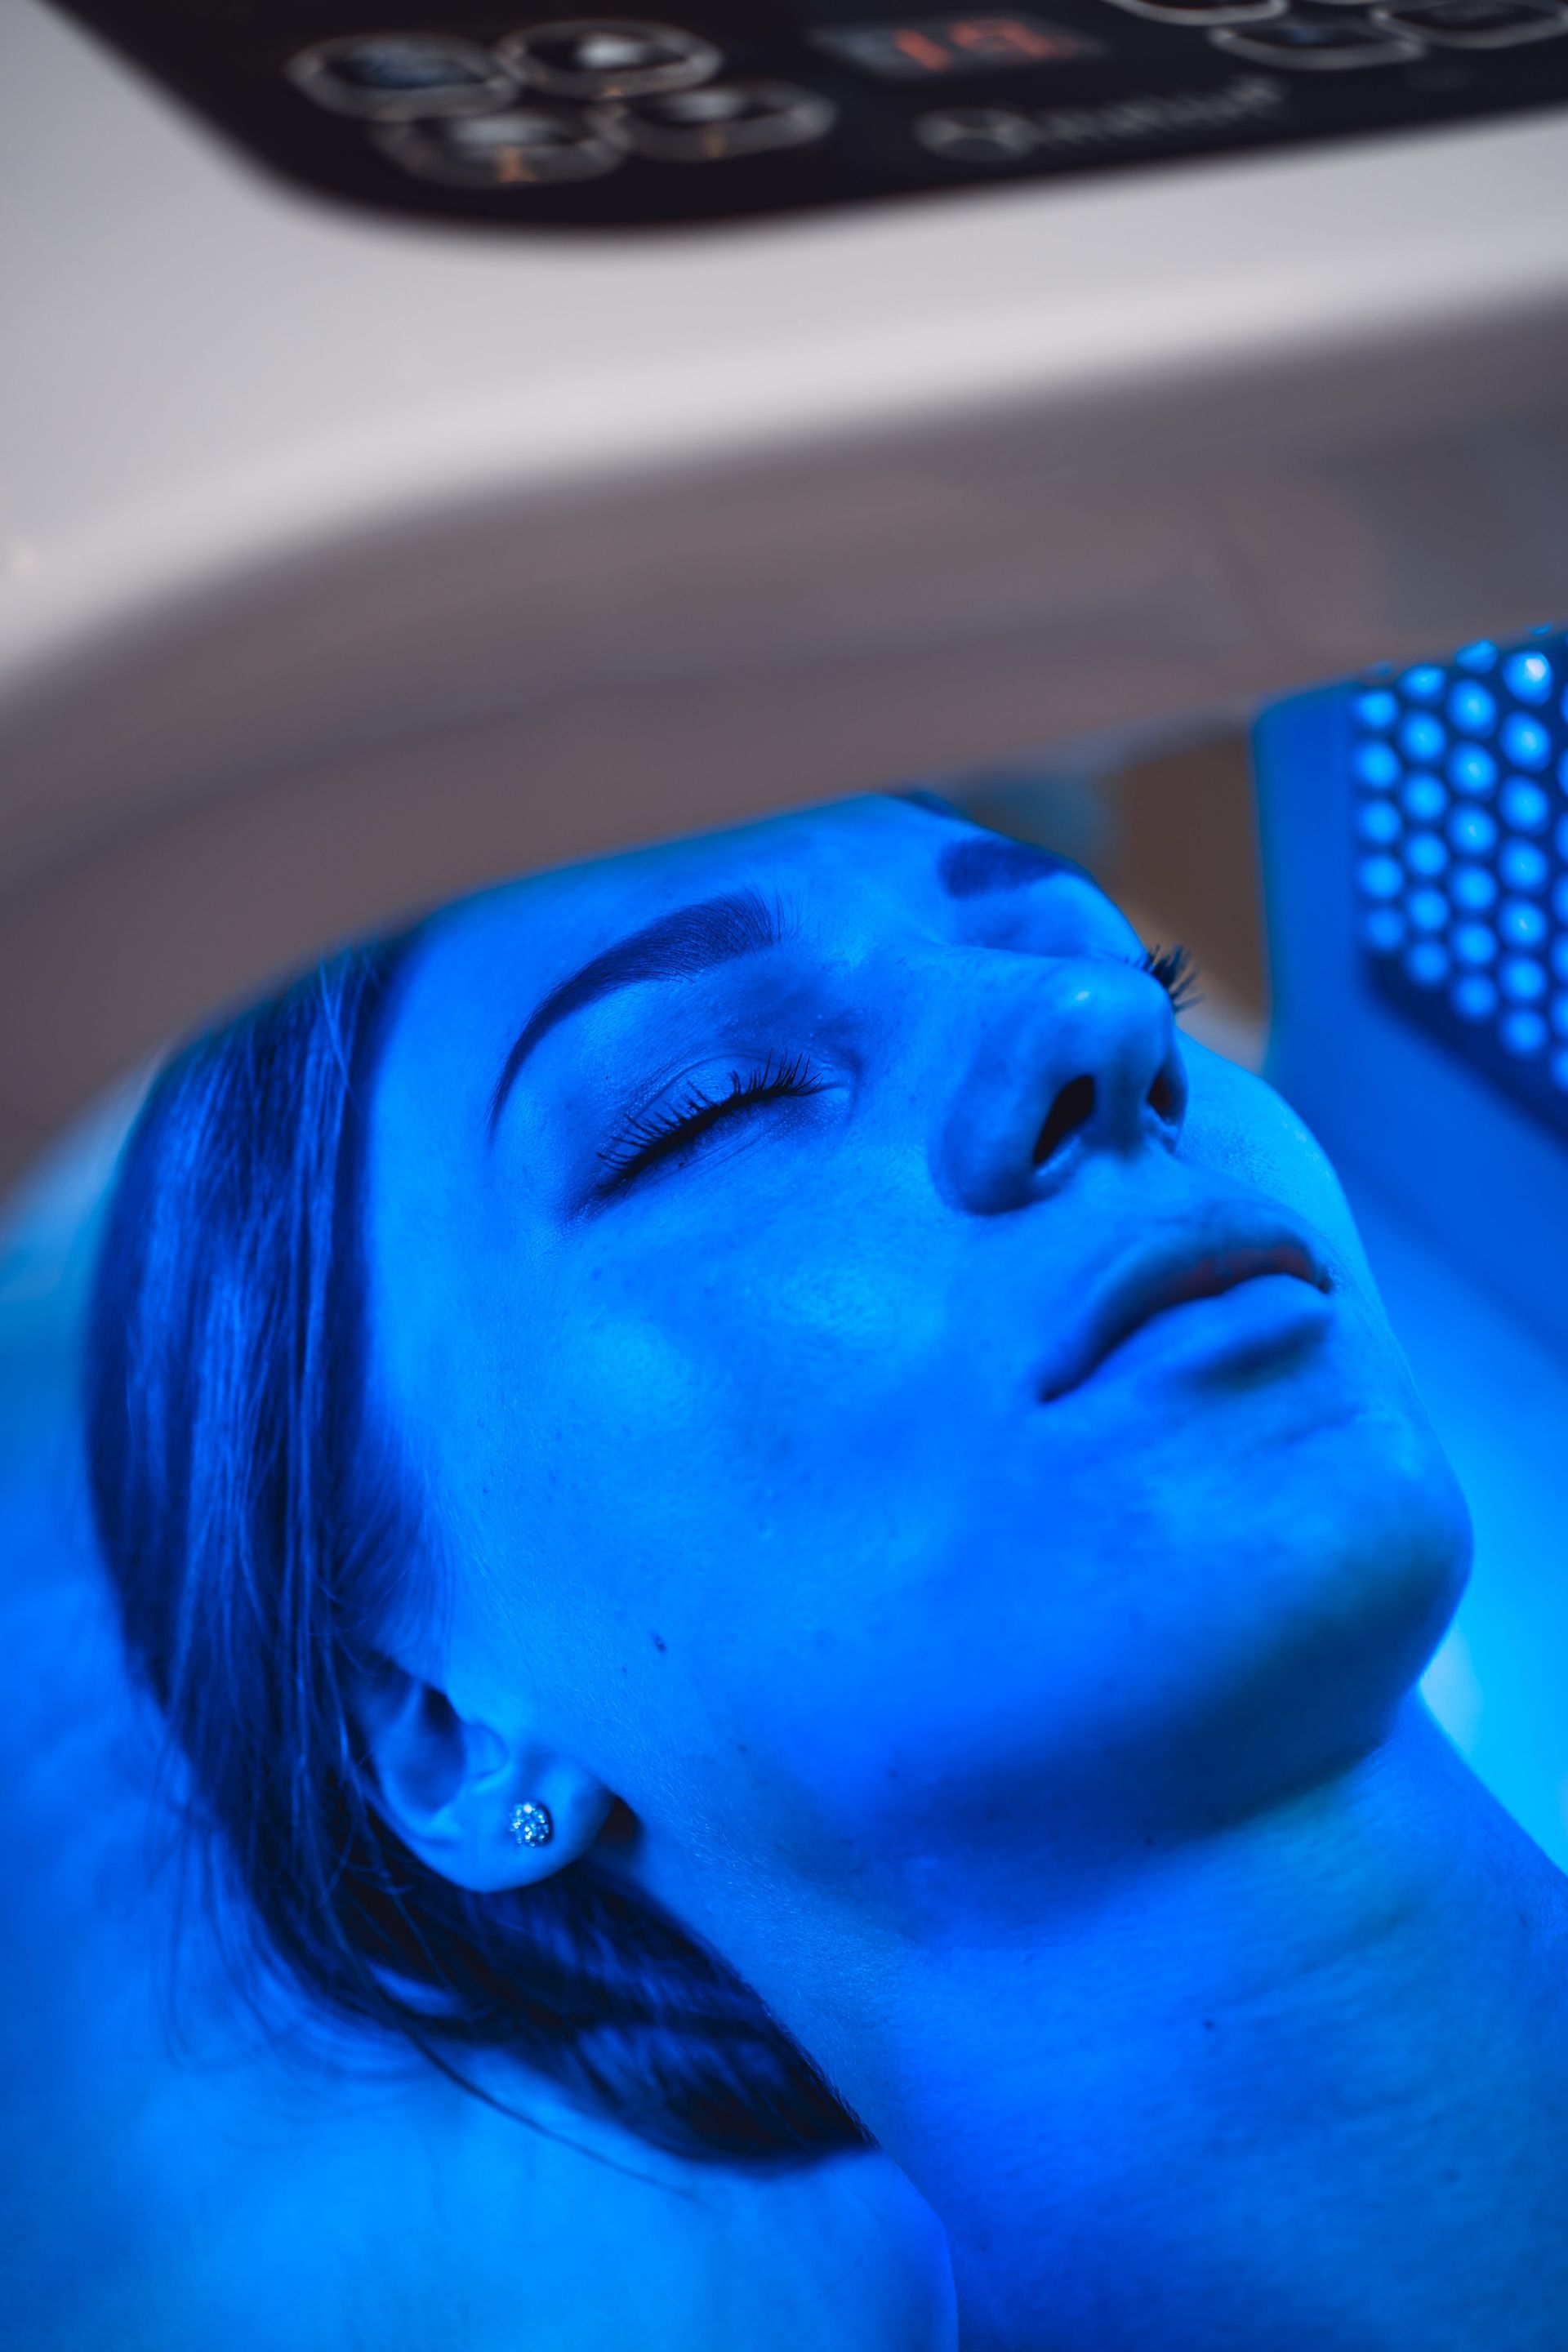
[[938, 958, 1187, 1214]]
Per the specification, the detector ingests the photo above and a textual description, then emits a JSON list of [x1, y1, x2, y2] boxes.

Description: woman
[[87, 792, 1568, 2349]]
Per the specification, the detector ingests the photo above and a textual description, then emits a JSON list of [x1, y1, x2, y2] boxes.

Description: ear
[[353, 1659, 613, 1894]]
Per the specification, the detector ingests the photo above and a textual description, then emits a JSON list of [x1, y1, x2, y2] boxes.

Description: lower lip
[[1071, 1272, 1335, 1395]]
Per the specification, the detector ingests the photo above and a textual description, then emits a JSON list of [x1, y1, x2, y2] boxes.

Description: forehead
[[383, 795, 973, 1082]]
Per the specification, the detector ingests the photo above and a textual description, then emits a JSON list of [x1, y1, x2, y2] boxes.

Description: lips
[[1039, 1228, 1332, 1402]]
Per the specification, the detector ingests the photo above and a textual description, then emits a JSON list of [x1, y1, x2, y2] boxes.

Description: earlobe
[[353, 1657, 613, 1894]]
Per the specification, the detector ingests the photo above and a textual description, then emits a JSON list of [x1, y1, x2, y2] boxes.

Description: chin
[[1151, 1401, 1473, 1829]]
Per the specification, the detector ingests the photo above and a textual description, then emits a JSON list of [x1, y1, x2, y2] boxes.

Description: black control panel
[[53, 0, 1568, 228]]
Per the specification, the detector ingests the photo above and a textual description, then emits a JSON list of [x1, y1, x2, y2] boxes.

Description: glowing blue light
[[1501, 1009, 1548, 1057], [1408, 888, 1449, 933], [1362, 906, 1405, 952], [1500, 900, 1548, 950], [1552, 993, 1568, 1040], [1401, 664, 1446, 701], [1557, 750, 1568, 791], [1554, 933, 1568, 982], [1454, 639, 1498, 672], [1355, 689, 1398, 728], [1355, 742, 1401, 789], [1501, 712, 1551, 771], [1405, 940, 1449, 988], [1449, 807, 1498, 856], [1552, 1046, 1568, 1092], [1503, 648, 1552, 702], [1447, 682, 1496, 736], [1401, 713, 1446, 764], [1553, 874, 1568, 923], [1404, 831, 1448, 878], [1501, 956, 1548, 1003], [1499, 780, 1549, 833], [1452, 973, 1498, 1020], [1454, 923, 1498, 967], [1401, 775, 1446, 822], [1499, 840, 1548, 893], [1356, 853, 1403, 901], [1450, 865, 1497, 913], [1357, 800, 1401, 845], [1448, 745, 1496, 796]]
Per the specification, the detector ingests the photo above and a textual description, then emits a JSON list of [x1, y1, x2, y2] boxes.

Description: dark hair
[[85, 938, 862, 2163]]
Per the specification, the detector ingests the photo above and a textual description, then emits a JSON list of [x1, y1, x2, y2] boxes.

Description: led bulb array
[[1351, 632, 1568, 1137]]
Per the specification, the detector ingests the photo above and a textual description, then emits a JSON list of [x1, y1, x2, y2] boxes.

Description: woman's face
[[364, 797, 1469, 1928]]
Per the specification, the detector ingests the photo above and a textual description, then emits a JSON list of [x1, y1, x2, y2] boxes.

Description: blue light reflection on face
[[359, 793, 1474, 2007]]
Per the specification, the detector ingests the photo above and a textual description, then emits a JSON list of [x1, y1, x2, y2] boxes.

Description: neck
[[711, 1703, 1568, 2350]]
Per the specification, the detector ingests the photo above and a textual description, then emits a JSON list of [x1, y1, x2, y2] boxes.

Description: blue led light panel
[[1352, 630, 1568, 1143]]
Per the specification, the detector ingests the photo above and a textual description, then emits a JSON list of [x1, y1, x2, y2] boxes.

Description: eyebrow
[[487, 886, 783, 1135], [936, 833, 1085, 898]]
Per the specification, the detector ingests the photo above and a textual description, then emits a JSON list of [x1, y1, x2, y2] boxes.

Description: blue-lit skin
[[356, 799, 1568, 2352]]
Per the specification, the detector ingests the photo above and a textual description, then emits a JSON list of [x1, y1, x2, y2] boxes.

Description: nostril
[[1147, 1063, 1181, 1126], [1033, 1073, 1097, 1168]]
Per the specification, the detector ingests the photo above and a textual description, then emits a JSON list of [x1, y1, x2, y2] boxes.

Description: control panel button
[[287, 33, 517, 118], [591, 81, 835, 158], [497, 20, 720, 96], [1373, 0, 1568, 38], [914, 105, 1040, 158], [1097, 0, 1285, 22], [813, 15, 1103, 78], [372, 105, 624, 183], [1211, 14, 1423, 60]]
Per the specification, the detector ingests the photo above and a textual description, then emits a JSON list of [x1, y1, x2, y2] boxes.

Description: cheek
[[1177, 1042, 1379, 1293], [464, 1191, 971, 1655]]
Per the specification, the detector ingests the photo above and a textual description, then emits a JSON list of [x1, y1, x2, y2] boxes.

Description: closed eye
[[1138, 942, 1200, 1013], [595, 1052, 829, 1193]]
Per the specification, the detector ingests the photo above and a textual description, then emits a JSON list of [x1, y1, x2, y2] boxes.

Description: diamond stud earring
[[508, 1800, 554, 1849]]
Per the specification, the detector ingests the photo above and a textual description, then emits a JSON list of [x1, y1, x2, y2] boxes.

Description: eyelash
[[1139, 942, 1200, 1013], [595, 944, 1196, 1192], [596, 1050, 827, 1189]]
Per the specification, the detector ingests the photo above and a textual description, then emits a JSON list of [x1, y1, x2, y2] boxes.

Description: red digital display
[[812, 13, 1097, 79]]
